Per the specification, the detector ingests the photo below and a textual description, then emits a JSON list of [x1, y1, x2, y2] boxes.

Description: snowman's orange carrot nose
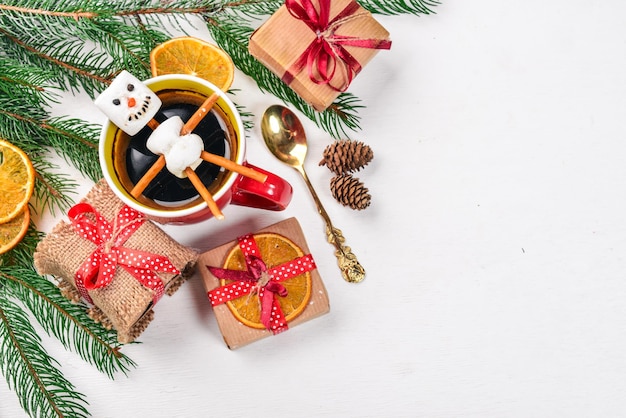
[[127, 97, 136, 107]]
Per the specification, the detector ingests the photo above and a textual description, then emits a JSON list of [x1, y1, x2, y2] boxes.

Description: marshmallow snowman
[[96, 71, 204, 179], [146, 116, 204, 178], [95, 70, 162, 136]]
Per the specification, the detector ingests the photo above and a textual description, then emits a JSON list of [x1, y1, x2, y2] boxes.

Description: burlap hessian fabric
[[34, 179, 198, 343]]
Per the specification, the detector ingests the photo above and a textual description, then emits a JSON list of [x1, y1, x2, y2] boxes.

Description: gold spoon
[[261, 105, 365, 283]]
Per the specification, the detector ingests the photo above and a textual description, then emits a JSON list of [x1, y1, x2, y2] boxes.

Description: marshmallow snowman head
[[146, 116, 204, 178], [95, 70, 162, 136]]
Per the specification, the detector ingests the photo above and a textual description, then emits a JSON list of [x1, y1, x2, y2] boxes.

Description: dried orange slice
[[0, 207, 30, 254], [0, 139, 35, 224], [221, 233, 312, 329], [150, 37, 235, 91]]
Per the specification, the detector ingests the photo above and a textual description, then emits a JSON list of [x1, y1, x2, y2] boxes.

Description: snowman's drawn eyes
[[127, 84, 135, 92], [112, 98, 121, 106]]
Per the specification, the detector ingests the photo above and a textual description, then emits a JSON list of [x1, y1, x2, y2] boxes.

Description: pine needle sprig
[[0, 227, 43, 268], [77, 18, 165, 82], [222, 0, 283, 19], [359, 0, 439, 15], [41, 117, 102, 181], [0, 32, 110, 97], [0, 293, 91, 418], [0, 58, 58, 106], [1, 267, 136, 379], [31, 158, 83, 216], [0, 96, 101, 213]]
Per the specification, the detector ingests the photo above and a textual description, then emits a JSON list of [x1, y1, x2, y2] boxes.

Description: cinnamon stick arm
[[183, 92, 267, 184], [185, 167, 224, 220], [180, 92, 220, 135], [130, 155, 166, 198], [200, 151, 267, 183]]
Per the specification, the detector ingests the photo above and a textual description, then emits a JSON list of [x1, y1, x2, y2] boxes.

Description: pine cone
[[330, 173, 371, 210], [319, 139, 374, 174]]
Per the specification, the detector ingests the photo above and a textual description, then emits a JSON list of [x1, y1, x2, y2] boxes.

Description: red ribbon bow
[[69, 203, 180, 304], [283, 0, 392, 91], [207, 234, 316, 334]]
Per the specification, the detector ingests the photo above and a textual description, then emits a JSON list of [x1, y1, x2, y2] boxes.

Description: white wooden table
[[3, 1, 626, 416]]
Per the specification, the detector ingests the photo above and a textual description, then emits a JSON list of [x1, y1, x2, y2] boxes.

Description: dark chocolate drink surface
[[125, 98, 227, 203]]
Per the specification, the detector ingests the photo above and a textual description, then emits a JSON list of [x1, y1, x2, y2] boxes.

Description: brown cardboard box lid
[[249, 0, 390, 111]]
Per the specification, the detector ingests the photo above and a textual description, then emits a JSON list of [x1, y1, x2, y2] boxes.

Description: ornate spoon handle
[[325, 225, 366, 283], [299, 167, 365, 283]]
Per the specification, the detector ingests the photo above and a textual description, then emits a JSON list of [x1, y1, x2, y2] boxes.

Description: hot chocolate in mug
[[98, 73, 292, 224]]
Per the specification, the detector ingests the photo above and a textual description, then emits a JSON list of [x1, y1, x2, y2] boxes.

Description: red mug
[[99, 74, 292, 224]]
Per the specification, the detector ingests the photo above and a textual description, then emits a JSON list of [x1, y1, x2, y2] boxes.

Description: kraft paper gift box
[[199, 217, 330, 349], [249, 0, 392, 111], [34, 179, 198, 343]]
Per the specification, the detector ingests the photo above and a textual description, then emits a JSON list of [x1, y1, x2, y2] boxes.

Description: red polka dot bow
[[69, 203, 180, 304], [283, 0, 392, 91], [207, 234, 316, 334]]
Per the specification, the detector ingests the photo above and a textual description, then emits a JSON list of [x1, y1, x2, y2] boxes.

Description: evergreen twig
[[1, 267, 136, 379], [0, 294, 91, 418]]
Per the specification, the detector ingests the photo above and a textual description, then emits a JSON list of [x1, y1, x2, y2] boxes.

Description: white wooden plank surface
[[3, 1, 626, 416]]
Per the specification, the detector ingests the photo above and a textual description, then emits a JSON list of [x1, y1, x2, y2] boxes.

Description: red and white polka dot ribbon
[[207, 234, 316, 334], [68, 203, 180, 304]]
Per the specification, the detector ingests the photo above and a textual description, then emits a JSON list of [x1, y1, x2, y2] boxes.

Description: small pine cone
[[330, 173, 371, 210], [319, 139, 374, 174]]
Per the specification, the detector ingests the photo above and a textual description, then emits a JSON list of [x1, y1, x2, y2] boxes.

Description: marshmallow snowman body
[[147, 116, 204, 178]]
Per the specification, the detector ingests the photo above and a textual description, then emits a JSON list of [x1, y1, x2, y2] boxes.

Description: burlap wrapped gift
[[249, 0, 391, 111], [34, 179, 198, 343]]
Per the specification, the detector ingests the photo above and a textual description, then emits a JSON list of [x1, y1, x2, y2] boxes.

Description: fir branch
[[1, 267, 136, 379], [0, 58, 58, 106], [0, 3, 97, 20], [41, 117, 102, 181], [0, 106, 101, 213], [0, 227, 43, 268], [221, 0, 283, 18], [358, 0, 439, 15], [32, 159, 82, 216], [73, 18, 164, 82], [0, 29, 111, 96], [0, 293, 90, 418]]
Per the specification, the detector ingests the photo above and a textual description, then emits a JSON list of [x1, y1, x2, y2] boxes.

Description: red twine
[[283, 0, 392, 91], [207, 234, 316, 334], [68, 203, 180, 304]]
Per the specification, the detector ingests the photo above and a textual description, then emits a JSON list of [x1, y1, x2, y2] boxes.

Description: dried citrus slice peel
[[0, 139, 35, 225], [150, 36, 235, 91], [0, 207, 30, 254], [221, 233, 312, 329]]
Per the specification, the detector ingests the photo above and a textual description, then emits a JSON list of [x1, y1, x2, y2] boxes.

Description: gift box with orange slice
[[34, 179, 198, 343], [199, 217, 330, 349], [248, 0, 392, 111]]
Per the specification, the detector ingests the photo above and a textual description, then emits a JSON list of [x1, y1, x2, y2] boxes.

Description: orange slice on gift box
[[221, 233, 312, 329], [0, 207, 30, 254], [0, 139, 35, 225], [150, 36, 235, 91]]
